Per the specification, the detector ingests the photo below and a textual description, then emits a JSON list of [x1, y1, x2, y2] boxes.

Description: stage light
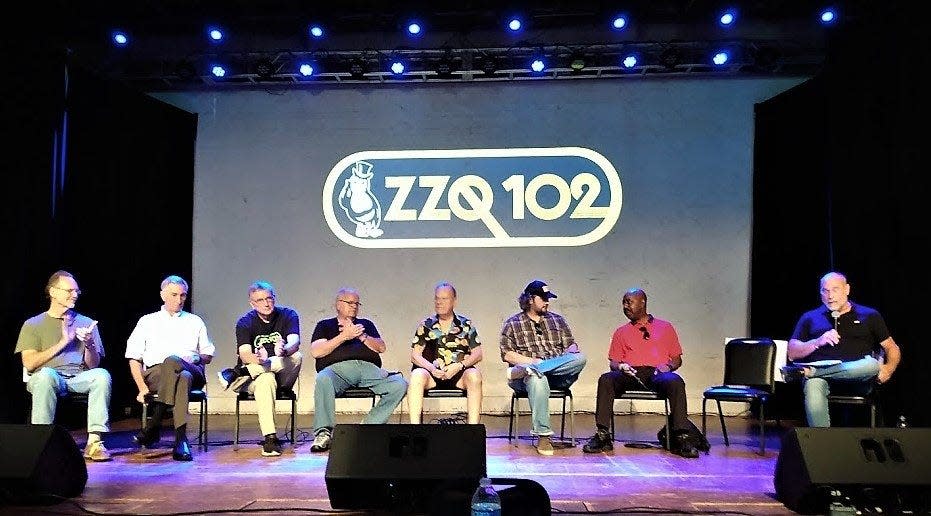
[[719, 9, 737, 26], [659, 48, 681, 69], [309, 25, 324, 38], [407, 22, 422, 35], [820, 8, 837, 24], [481, 57, 498, 75], [298, 63, 314, 77], [255, 58, 275, 79], [111, 30, 128, 47], [508, 18, 522, 32], [435, 56, 454, 78], [211, 65, 226, 77], [612, 16, 627, 30], [622, 55, 637, 68], [530, 59, 545, 73], [712, 51, 729, 65], [349, 58, 366, 79], [207, 27, 224, 42], [390, 61, 405, 75], [569, 54, 586, 72], [174, 60, 198, 80]]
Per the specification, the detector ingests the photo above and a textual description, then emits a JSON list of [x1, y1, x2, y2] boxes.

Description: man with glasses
[[307, 288, 407, 452], [582, 288, 698, 458], [217, 281, 302, 456], [126, 275, 215, 461], [499, 280, 587, 456], [15, 270, 112, 461]]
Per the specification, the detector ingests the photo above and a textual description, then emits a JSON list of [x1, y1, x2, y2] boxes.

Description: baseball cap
[[524, 280, 557, 300]]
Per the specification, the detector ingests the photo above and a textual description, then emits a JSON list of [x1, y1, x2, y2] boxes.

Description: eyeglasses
[[338, 299, 362, 307], [251, 296, 275, 304], [51, 286, 82, 295], [638, 326, 650, 340], [534, 322, 544, 336]]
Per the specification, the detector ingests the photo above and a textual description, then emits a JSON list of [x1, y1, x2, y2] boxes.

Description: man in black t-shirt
[[786, 272, 901, 427], [308, 287, 407, 452], [217, 281, 302, 456]]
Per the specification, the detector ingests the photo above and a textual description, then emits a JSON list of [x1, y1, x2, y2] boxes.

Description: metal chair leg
[[234, 398, 241, 450], [508, 395, 517, 445], [568, 394, 575, 446], [664, 400, 672, 450], [717, 400, 729, 446], [290, 397, 297, 445], [758, 403, 765, 456]]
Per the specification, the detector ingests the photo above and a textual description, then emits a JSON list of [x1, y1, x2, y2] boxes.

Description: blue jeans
[[508, 353, 587, 436], [802, 355, 880, 427], [26, 367, 112, 433], [313, 359, 408, 434]]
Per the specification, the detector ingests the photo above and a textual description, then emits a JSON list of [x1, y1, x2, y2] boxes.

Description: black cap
[[524, 280, 557, 300]]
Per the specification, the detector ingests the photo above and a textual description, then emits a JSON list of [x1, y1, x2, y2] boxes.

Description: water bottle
[[471, 477, 501, 516]]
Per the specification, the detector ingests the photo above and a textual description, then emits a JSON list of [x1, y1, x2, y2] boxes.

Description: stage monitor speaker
[[774, 427, 931, 514], [0, 424, 87, 505], [325, 424, 486, 513]]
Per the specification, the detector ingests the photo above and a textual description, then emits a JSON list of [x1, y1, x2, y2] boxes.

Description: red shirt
[[608, 317, 682, 367]]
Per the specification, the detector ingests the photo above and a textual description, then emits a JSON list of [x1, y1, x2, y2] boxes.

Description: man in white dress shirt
[[126, 275, 215, 461]]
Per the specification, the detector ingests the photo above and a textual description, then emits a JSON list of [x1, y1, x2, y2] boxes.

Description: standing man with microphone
[[784, 271, 901, 427]]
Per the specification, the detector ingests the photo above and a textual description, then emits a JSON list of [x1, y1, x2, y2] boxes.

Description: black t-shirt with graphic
[[310, 317, 381, 372], [235, 307, 300, 367]]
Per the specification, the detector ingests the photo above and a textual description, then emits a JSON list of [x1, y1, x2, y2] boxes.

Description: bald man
[[785, 272, 901, 427], [583, 288, 698, 458]]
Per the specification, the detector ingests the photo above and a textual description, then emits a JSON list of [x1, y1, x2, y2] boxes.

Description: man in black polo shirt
[[785, 272, 901, 427], [308, 287, 407, 452]]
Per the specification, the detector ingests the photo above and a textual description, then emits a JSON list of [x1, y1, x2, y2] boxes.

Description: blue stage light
[[208, 27, 223, 42], [211, 65, 226, 77], [112, 31, 128, 46], [612, 16, 627, 30], [391, 61, 405, 75], [820, 8, 837, 24], [310, 25, 324, 38], [299, 63, 314, 77], [622, 55, 637, 68], [712, 52, 729, 65], [508, 18, 522, 31], [530, 59, 545, 72], [407, 22, 421, 35], [719, 9, 737, 26]]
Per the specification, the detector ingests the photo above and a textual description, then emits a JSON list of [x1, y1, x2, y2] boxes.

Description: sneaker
[[218, 368, 243, 390], [83, 441, 112, 462], [582, 429, 614, 453], [262, 434, 282, 457], [535, 435, 555, 456], [311, 430, 332, 452], [780, 364, 810, 383], [674, 434, 699, 459]]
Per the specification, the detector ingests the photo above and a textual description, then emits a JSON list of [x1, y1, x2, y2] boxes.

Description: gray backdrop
[[155, 76, 804, 417]]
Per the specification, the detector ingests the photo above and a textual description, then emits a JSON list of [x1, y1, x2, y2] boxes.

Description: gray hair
[[248, 280, 276, 297], [160, 275, 189, 292], [434, 281, 457, 297]]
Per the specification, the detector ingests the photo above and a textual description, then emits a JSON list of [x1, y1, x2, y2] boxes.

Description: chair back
[[722, 338, 777, 393]]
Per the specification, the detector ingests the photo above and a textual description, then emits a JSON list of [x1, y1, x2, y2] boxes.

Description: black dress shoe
[[133, 427, 160, 448], [172, 440, 193, 461]]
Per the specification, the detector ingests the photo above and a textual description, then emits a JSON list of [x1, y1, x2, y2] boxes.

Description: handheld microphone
[[831, 310, 840, 330]]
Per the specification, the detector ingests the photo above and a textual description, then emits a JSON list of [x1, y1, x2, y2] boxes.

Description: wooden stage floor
[[1, 413, 798, 515]]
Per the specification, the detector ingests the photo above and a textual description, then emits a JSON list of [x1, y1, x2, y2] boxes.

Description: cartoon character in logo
[[338, 160, 383, 238]]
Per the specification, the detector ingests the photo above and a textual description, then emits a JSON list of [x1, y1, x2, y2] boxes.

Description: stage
[[1, 413, 795, 515]]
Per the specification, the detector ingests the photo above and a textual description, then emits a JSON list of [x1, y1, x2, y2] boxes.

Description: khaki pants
[[243, 352, 303, 436]]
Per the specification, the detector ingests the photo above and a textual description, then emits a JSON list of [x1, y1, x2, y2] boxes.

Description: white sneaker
[[83, 440, 112, 462], [311, 430, 331, 452]]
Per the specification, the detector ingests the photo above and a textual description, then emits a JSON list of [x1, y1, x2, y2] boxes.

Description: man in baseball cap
[[499, 279, 586, 456]]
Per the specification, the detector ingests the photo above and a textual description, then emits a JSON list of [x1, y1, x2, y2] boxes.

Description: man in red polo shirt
[[583, 288, 698, 458]]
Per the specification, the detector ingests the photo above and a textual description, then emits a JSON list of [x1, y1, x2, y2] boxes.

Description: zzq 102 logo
[[322, 147, 622, 248]]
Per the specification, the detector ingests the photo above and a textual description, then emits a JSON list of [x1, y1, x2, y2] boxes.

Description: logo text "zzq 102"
[[322, 147, 622, 248]]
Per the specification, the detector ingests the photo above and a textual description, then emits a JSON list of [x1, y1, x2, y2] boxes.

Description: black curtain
[[751, 5, 930, 426], [2, 62, 197, 423]]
